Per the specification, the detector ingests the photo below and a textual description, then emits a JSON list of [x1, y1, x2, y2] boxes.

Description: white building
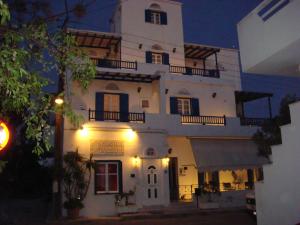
[[63, 0, 270, 217], [238, 0, 300, 225]]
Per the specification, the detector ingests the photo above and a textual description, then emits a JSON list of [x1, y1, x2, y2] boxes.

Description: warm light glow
[[132, 155, 141, 167], [0, 121, 10, 151], [79, 126, 88, 138], [54, 97, 64, 105], [124, 129, 137, 142], [162, 157, 170, 167]]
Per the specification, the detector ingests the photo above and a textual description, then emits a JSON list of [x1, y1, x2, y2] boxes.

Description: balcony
[[170, 65, 220, 78], [240, 117, 271, 126], [181, 115, 226, 125], [91, 58, 137, 70], [88, 109, 145, 123]]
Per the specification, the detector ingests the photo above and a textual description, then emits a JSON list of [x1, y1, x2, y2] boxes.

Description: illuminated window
[[95, 161, 122, 194], [104, 94, 120, 112], [177, 98, 191, 115]]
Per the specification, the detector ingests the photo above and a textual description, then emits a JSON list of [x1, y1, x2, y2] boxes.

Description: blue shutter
[[162, 53, 169, 65], [191, 98, 199, 116], [160, 12, 168, 25], [247, 169, 254, 189], [118, 161, 123, 193], [170, 97, 178, 114], [119, 94, 129, 122], [146, 51, 152, 63], [95, 92, 104, 121], [145, 9, 152, 23]]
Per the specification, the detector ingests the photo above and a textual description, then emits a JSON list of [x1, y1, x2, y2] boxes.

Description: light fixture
[[137, 87, 142, 93], [124, 129, 137, 141], [0, 121, 10, 152], [162, 157, 170, 167], [132, 155, 141, 167], [173, 48, 176, 53], [79, 126, 88, 138], [55, 97, 64, 105], [139, 44, 143, 49], [165, 89, 169, 95], [212, 92, 217, 98]]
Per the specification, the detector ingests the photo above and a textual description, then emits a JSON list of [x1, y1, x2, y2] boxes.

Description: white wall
[[255, 102, 300, 225], [238, 0, 300, 76]]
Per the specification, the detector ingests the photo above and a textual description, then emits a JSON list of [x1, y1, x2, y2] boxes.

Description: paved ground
[[51, 210, 256, 225]]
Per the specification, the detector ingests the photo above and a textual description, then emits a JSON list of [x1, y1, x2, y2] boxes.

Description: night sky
[[64, 0, 300, 117]]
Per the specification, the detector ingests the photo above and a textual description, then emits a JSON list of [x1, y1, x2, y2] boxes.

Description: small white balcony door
[[177, 98, 191, 115]]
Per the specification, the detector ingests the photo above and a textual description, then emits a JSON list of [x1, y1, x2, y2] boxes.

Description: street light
[[54, 97, 64, 105]]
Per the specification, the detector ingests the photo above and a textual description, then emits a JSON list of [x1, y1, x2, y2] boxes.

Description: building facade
[[63, 0, 270, 217], [238, 1, 300, 225]]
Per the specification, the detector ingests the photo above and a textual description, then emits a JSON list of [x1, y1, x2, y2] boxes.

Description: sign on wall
[[90, 140, 124, 156]]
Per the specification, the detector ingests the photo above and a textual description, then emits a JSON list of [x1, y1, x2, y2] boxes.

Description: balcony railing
[[170, 65, 220, 78], [181, 115, 226, 125], [91, 58, 137, 70], [89, 109, 145, 123], [240, 117, 271, 126]]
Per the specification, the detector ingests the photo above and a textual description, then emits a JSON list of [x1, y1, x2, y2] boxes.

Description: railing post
[[223, 115, 226, 126], [88, 108, 91, 120], [135, 61, 138, 70], [143, 111, 145, 123]]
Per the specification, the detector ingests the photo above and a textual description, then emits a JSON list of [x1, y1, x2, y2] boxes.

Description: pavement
[[50, 210, 256, 225]]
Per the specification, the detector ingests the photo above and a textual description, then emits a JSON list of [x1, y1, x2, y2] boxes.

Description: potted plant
[[195, 182, 221, 209], [63, 150, 94, 219]]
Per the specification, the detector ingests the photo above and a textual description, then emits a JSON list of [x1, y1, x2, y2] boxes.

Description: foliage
[[115, 190, 135, 206], [0, 0, 96, 156], [63, 150, 94, 209], [197, 182, 221, 202], [253, 94, 299, 158]]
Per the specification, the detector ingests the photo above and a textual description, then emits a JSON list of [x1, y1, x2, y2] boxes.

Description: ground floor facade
[[63, 124, 266, 217]]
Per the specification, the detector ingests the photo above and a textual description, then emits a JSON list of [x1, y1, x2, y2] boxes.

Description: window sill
[[95, 191, 120, 195]]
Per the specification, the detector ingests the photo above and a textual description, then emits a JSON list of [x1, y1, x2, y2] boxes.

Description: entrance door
[[169, 157, 179, 201], [143, 160, 161, 206]]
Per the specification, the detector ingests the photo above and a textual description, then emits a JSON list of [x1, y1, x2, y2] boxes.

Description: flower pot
[[67, 208, 80, 219]]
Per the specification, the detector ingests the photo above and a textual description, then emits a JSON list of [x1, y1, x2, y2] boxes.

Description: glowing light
[[79, 126, 88, 138], [162, 157, 170, 167], [0, 121, 10, 152], [55, 97, 64, 105], [124, 129, 137, 141], [132, 155, 141, 167]]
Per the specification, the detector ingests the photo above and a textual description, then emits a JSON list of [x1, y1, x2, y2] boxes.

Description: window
[[104, 94, 120, 112], [145, 10, 167, 25], [95, 161, 122, 194], [151, 11, 161, 24], [177, 98, 191, 115], [151, 52, 163, 64]]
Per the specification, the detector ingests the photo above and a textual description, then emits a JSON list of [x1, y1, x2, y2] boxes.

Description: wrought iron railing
[[240, 117, 271, 126], [89, 109, 145, 123], [181, 115, 226, 125], [170, 65, 220, 78], [91, 58, 137, 70]]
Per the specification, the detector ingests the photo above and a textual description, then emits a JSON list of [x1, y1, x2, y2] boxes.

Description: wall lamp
[[173, 48, 176, 53], [165, 89, 169, 95], [212, 92, 217, 98], [139, 44, 143, 49], [137, 87, 142, 93]]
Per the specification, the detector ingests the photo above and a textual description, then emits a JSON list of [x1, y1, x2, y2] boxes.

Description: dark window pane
[[148, 189, 151, 198], [108, 175, 118, 191], [154, 174, 157, 184], [108, 163, 117, 173], [96, 164, 106, 174], [95, 175, 106, 192], [148, 174, 151, 184], [155, 188, 158, 198]]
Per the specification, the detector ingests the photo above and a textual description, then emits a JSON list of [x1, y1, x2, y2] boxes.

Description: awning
[[184, 43, 220, 60], [235, 91, 273, 103], [190, 138, 269, 172]]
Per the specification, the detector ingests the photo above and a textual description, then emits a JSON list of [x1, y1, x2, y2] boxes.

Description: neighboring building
[[238, 1, 300, 225], [63, 0, 270, 217]]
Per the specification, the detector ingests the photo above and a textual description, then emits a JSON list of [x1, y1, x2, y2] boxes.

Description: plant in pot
[[63, 150, 94, 219]]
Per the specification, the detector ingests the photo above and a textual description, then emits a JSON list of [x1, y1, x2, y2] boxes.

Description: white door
[[142, 160, 161, 205]]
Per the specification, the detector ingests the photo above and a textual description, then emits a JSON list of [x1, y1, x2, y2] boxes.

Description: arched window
[[145, 4, 167, 25]]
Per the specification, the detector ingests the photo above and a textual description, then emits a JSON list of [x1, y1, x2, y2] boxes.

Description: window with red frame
[[95, 161, 122, 194]]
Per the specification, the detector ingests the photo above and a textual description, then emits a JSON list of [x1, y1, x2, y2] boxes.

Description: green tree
[[253, 94, 299, 158], [0, 0, 96, 155]]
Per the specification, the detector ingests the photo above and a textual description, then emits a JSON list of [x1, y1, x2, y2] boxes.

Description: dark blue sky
[[68, 0, 300, 117]]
